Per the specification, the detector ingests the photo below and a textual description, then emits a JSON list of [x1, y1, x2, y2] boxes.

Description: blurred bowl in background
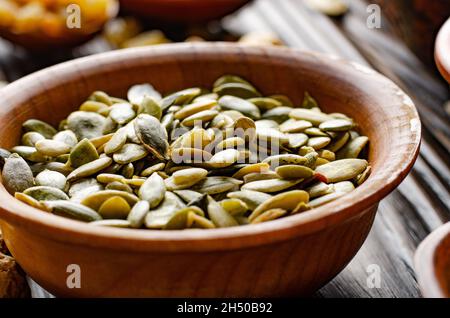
[[119, 0, 251, 24], [435, 18, 450, 84], [0, 0, 119, 50]]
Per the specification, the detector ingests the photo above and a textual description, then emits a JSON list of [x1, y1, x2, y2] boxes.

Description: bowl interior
[[0, 43, 421, 251]]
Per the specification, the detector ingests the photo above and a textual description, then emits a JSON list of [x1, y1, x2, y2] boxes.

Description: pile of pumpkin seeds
[[0, 75, 370, 230]]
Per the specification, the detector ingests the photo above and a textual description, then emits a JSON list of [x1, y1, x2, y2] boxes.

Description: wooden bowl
[[0, 1, 119, 51], [435, 18, 450, 84], [119, 0, 251, 23], [415, 222, 450, 298], [0, 43, 421, 297]]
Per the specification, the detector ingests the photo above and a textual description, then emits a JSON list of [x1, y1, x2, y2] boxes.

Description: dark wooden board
[[0, 0, 449, 298]]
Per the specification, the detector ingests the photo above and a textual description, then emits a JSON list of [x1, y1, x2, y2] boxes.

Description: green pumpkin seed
[[231, 162, 269, 179], [164, 206, 205, 230], [134, 114, 169, 160], [15, 192, 46, 210], [243, 171, 279, 183], [127, 200, 150, 228], [319, 119, 354, 132], [145, 192, 186, 228], [90, 220, 131, 228], [213, 75, 252, 88], [141, 162, 166, 177], [35, 170, 67, 190], [208, 149, 241, 168], [301, 92, 319, 109], [192, 177, 243, 195], [139, 173, 166, 208], [220, 198, 248, 216], [89, 91, 113, 106], [289, 109, 331, 125], [128, 83, 162, 105], [262, 106, 293, 123], [80, 100, 109, 113], [181, 110, 219, 127], [247, 97, 282, 110], [354, 165, 371, 186], [256, 128, 289, 145], [44, 200, 102, 222], [304, 127, 329, 137], [67, 111, 106, 140], [23, 119, 57, 138], [306, 182, 334, 199], [81, 190, 138, 211], [308, 192, 346, 208], [67, 157, 112, 182], [242, 178, 302, 193], [53, 130, 78, 148], [249, 190, 309, 221], [69, 139, 99, 168], [11, 146, 48, 162], [226, 190, 272, 210], [336, 136, 369, 159], [326, 132, 350, 152], [307, 137, 331, 150], [262, 154, 307, 167], [288, 133, 309, 148], [161, 88, 202, 110], [280, 120, 313, 133], [187, 212, 216, 229], [22, 132, 45, 147], [173, 190, 203, 204], [2, 153, 34, 193], [218, 96, 261, 119], [214, 83, 261, 99], [206, 196, 238, 228], [138, 95, 162, 120], [106, 181, 133, 193], [24, 186, 69, 201], [275, 165, 314, 179], [113, 143, 148, 164], [333, 181, 355, 194], [98, 196, 131, 219], [35, 140, 71, 157], [251, 208, 287, 224], [315, 159, 368, 183], [109, 103, 136, 125], [0, 148, 11, 168]]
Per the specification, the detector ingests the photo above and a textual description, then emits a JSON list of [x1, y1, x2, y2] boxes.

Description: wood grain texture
[[0, 44, 420, 297], [415, 222, 450, 298]]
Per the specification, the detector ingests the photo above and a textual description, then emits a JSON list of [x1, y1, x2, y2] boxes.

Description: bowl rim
[[414, 222, 450, 298], [435, 18, 450, 84], [0, 43, 422, 252]]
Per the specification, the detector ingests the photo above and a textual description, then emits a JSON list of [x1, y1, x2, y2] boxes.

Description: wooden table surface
[[0, 0, 449, 298]]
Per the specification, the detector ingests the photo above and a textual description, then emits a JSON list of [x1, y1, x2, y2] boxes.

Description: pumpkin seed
[[81, 190, 139, 211], [214, 83, 261, 99], [66, 157, 112, 182], [106, 181, 133, 193], [22, 132, 45, 147], [145, 192, 186, 228], [319, 119, 354, 132], [247, 97, 282, 110], [289, 109, 331, 125], [90, 220, 131, 228], [262, 154, 307, 167], [315, 159, 368, 183], [231, 162, 269, 179], [113, 143, 148, 164], [354, 165, 371, 186], [326, 132, 350, 152], [44, 200, 102, 222], [213, 75, 252, 88], [164, 206, 205, 230], [187, 212, 216, 229], [134, 114, 169, 160], [15, 192, 46, 210], [251, 208, 287, 224], [110, 103, 136, 125], [262, 106, 293, 123], [336, 136, 369, 159], [98, 196, 131, 219], [218, 96, 261, 119], [23, 186, 69, 201], [2, 153, 34, 193], [23, 119, 57, 138], [242, 178, 302, 193], [288, 133, 309, 148], [141, 162, 166, 177], [243, 171, 279, 183], [53, 130, 78, 148], [206, 196, 238, 228], [127, 200, 150, 228], [35, 170, 66, 190], [220, 198, 248, 216], [80, 100, 109, 113], [307, 137, 331, 150], [275, 165, 314, 179], [306, 182, 334, 199], [0, 148, 11, 168], [35, 140, 71, 157], [304, 127, 329, 137], [249, 190, 309, 221], [208, 149, 241, 168], [161, 88, 202, 110], [301, 92, 319, 109], [11, 146, 48, 162], [67, 111, 106, 140], [139, 173, 166, 208], [280, 120, 313, 133], [128, 83, 162, 105], [89, 91, 113, 106], [181, 110, 219, 127], [192, 177, 243, 194]]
